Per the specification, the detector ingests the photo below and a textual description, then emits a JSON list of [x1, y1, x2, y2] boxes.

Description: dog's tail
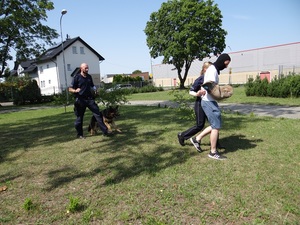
[[88, 115, 96, 132], [88, 116, 96, 132]]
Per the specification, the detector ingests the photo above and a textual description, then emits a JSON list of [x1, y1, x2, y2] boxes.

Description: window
[[47, 64, 49, 69], [72, 46, 77, 54], [80, 47, 85, 54], [41, 80, 45, 87], [39, 66, 43, 73], [48, 80, 51, 84], [67, 64, 72, 71]]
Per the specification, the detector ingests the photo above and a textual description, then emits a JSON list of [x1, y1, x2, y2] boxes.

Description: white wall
[[38, 61, 60, 95], [152, 42, 300, 87], [39, 40, 101, 95]]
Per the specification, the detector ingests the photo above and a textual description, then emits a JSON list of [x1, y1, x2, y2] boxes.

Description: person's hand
[[196, 90, 206, 96]]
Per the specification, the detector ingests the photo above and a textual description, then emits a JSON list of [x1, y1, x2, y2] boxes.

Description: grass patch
[[23, 198, 36, 211], [128, 86, 300, 106], [0, 104, 299, 224]]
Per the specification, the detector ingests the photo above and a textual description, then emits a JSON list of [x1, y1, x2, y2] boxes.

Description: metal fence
[[278, 65, 300, 78]]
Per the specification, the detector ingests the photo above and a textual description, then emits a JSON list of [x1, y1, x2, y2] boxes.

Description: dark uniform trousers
[[181, 100, 206, 140], [74, 97, 108, 136]]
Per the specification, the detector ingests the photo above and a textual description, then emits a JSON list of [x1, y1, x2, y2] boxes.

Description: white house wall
[[57, 40, 101, 86], [152, 42, 300, 87], [40, 40, 101, 95], [38, 61, 60, 95]]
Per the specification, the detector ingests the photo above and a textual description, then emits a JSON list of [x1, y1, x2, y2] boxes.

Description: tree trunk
[[177, 60, 192, 89]]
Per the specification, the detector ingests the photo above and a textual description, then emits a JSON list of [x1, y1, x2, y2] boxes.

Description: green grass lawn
[[128, 86, 300, 106], [0, 98, 299, 224]]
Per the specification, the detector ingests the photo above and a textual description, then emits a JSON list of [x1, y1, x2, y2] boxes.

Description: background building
[[152, 42, 300, 88]]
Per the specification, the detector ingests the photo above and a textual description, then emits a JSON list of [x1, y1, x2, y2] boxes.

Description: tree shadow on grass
[[0, 109, 76, 161], [101, 145, 187, 186], [43, 106, 193, 189], [45, 106, 269, 189], [44, 143, 188, 191]]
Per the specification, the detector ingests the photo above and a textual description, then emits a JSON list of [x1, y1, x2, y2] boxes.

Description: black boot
[[177, 133, 185, 146]]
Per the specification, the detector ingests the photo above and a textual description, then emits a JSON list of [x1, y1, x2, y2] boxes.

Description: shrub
[[288, 74, 300, 97], [52, 91, 74, 105], [97, 88, 130, 107], [259, 78, 269, 97], [245, 74, 300, 98], [245, 77, 254, 96], [170, 88, 194, 120], [0, 82, 14, 101], [13, 78, 42, 105]]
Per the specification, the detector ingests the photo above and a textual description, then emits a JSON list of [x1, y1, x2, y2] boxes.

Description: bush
[[133, 85, 164, 93], [170, 88, 194, 120], [97, 88, 130, 107], [0, 82, 14, 101], [51, 91, 74, 105], [289, 75, 300, 97], [245, 77, 253, 96], [13, 78, 42, 105], [245, 74, 300, 98]]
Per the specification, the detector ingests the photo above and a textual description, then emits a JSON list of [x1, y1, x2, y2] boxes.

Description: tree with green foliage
[[145, 0, 227, 89], [0, 0, 58, 77], [113, 74, 142, 83], [132, 70, 142, 74], [3, 75, 42, 105]]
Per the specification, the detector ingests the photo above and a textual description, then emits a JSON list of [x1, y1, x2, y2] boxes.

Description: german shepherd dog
[[88, 106, 121, 135]]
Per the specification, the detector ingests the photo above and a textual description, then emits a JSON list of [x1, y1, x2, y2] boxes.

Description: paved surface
[[1, 101, 300, 119], [127, 100, 300, 120]]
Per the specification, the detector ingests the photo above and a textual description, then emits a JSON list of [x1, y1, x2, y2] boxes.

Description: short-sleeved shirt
[[202, 65, 219, 102], [190, 75, 204, 102], [70, 73, 95, 98]]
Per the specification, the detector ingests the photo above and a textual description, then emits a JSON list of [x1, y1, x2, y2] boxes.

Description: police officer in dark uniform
[[69, 63, 110, 139]]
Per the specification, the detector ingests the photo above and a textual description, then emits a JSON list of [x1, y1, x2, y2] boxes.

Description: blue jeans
[[201, 100, 222, 129], [74, 97, 108, 136]]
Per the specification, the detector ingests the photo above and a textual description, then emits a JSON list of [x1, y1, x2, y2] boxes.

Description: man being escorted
[[69, 63, 110, 139], [190, 53, 231, 160]]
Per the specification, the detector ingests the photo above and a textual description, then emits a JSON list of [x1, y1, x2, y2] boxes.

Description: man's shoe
[[177, 133, 185, 146], [208, 151, 227, 160], [190, 137, 202, 153], [77, 135, 86, 139], [103, 132, 113, 137]]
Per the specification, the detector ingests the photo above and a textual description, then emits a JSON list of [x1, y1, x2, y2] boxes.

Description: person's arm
[[189, 75, 206, 97], [189, 89, 206, 97], [69, 87, 80, 93], [69, 75, 81, 94]]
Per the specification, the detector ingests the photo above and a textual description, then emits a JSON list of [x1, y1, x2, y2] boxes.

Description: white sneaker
[[208, 151, 227, 160]]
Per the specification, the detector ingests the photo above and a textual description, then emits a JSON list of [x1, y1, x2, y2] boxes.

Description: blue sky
[[39, 0, 300, 75]]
